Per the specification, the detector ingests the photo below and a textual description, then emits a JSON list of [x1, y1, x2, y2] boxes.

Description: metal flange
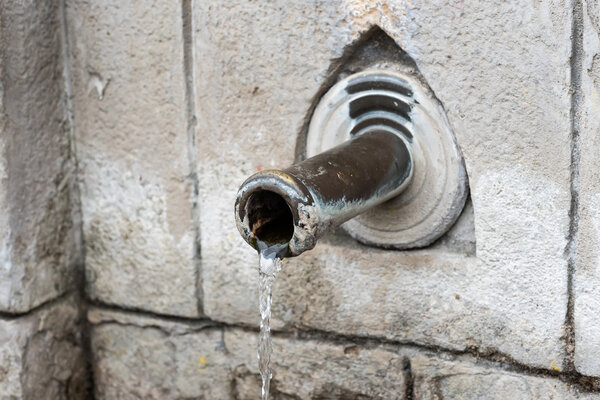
[[306, 69, 468, 249]]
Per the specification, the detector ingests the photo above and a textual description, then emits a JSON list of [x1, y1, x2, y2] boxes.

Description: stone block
[[575, 0, 600, 377], [194, 0, 355, 325], [0, 294, 88, 400], [0, 0, 80, 312], [412, 354, 598, 400], [196, 0, 572, 370], [66, 0, 199, 317], [89, 309, 229, 399]]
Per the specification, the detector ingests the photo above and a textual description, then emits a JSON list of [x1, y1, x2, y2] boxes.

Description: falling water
[[257, 241, 286, 400]]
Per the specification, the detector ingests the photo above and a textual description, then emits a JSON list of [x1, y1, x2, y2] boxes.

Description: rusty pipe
[[234, 130, 413, 257]]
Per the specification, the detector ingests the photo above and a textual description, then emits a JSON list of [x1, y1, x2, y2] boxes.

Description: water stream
[[257, 241, 287, 400]]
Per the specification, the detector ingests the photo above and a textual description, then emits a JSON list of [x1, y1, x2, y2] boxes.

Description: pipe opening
[[246, 190, 294, 245]]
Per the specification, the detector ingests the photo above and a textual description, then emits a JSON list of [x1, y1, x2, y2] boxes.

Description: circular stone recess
[[306, 69, 468, 249]]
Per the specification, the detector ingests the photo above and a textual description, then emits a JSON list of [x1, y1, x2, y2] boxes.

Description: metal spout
[[235, 130, 413, 257]]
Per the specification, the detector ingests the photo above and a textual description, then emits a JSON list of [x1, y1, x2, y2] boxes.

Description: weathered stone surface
[[89, 307, 408, 399], [0, 0, 595, 395], [575, 0, 600, 377], [0, 0, 80, 312], [89, 310, 229, 399], [90, 307, 600, 399], [0, 294, 88, 400], [385, 0, 572, 369], [66, 0, 199, 317], [194, 0, 355, 325], [196, 0, 572, 370], [226, 330, 407, 400], [412, 354, 598, 400]]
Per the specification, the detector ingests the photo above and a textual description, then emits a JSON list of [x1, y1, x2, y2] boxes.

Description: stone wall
[[0, 0, 89, 398], [3, 0, 600, 399]]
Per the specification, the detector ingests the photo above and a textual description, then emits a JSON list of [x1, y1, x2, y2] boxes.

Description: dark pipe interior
[[246, 190, 294, 245]]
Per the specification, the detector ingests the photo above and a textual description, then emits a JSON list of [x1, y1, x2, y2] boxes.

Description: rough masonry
[[2, 0, 600, 398], [0, 0, 89, 397]]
